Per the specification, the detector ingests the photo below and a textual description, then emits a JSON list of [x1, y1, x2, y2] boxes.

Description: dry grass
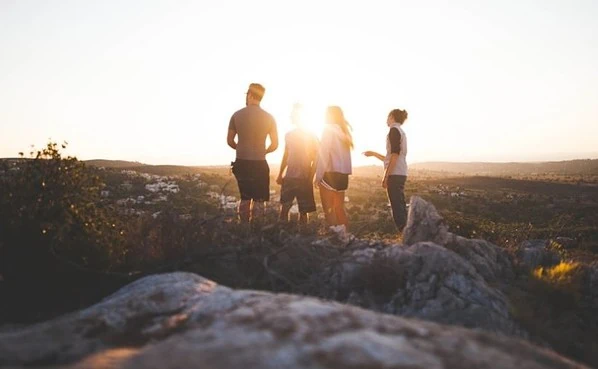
[[508, 260, 596, 367]]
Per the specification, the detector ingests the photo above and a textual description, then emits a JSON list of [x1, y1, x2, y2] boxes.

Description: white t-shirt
[[314, 124, 352, 183]]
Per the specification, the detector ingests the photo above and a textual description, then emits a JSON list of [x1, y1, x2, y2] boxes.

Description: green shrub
[[0, 142, 127, 281]]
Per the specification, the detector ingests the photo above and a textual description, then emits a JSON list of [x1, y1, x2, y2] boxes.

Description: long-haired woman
[[314, 106, 353, 231]]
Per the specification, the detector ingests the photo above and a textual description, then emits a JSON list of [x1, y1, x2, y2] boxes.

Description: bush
[[532, 261, 585, 306], [0, 142, 127, 282]]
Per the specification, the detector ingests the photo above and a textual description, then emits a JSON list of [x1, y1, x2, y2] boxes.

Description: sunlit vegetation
[[1, 143, 597, 366]]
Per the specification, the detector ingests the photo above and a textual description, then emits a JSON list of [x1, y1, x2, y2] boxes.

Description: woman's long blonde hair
[[326, 106, 353, 149]]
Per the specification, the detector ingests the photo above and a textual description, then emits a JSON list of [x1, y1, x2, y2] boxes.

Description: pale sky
[[1, 0, 597, 166]]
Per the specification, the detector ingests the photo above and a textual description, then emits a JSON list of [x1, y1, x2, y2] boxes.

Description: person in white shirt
[[363, 108, 409, 231], [314, 106, 353, 229]]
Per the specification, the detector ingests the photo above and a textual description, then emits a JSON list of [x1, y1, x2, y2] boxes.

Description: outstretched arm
[[363, 151, 385, 162]]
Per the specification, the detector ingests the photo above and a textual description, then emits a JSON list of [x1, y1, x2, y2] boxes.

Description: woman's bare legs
[[333, 191, 349, 229], [319, 184, 337, 226]]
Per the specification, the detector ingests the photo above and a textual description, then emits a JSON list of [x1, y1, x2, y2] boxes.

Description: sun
[[291, 102, 326, 137]]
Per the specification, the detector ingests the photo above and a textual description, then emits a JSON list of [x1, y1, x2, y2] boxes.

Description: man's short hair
[[247, 83, 266, 101]]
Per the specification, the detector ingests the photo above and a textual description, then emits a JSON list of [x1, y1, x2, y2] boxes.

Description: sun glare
[[292, 102, 327, 137]]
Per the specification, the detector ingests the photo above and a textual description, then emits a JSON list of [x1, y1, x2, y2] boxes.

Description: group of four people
[[227, 83, 409, 234]]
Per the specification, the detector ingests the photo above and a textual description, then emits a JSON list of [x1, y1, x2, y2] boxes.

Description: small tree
[[0, 142, 127, 282]]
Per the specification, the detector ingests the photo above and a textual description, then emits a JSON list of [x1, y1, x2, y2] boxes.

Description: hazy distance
[[1, 0, 597, 166]]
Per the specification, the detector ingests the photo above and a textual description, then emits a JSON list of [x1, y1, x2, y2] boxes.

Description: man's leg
[[250, 160, 269, 224], [251, 200, 265, 223], [279, 203, 292, 222], [298, 212, 308, 225], [238, 200, 251, 223], [297, 178, 316, 226], [279, 179, 294, 222]]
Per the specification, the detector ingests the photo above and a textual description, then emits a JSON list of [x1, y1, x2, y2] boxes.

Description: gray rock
[[445, 235, 515, 282], [0, 272, 587, 369], [403, 196, 450, 246], [517, 240, 561, 271], [403, 196, 514, 282], [319, 242, 524, 338]]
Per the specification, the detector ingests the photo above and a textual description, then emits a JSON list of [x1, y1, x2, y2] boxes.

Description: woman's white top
[[384, 123, 408, 176], [315, 124, 352, 183]]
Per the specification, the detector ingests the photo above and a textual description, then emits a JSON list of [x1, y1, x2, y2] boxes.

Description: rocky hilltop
[[0, 196, 594, 368]]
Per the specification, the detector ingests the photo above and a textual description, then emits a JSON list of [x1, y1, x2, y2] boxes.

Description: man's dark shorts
[[232, 159, 270, 201], [280, 177, 316, 213]]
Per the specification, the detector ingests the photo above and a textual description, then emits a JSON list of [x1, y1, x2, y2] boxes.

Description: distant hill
[[80, 158, 598, 177], [410, 159, 598, 176], [85, 159, 147, 168], [85, 160, 230, 176]]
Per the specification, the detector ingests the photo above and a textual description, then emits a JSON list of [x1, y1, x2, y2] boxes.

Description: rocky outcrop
[[0, 272, 587, 369], [444, 235, 515, 282], [403, 196, 450, 246], [317, 196, 522, 337], [318, 241, 523, 338], [404, 196, 515, 282], [516, 239, 561, 271]]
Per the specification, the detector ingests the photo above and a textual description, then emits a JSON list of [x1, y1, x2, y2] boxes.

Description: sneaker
[[328, 225, 355, 244]]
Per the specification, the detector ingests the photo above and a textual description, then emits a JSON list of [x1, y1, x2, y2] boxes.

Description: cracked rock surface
[[0, 272, 588, 369], [317, 196, 524, 337]]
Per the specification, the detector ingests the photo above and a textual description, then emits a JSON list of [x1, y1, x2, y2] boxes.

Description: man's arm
[[308, 137, 319, 180], [227, 129, 237, 150], [276, 147, 289, 185], [227, 115, 237, 149], [265, 119, 279, 154]]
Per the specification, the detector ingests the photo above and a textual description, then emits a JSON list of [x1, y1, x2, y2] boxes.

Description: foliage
[[0, 142, 127, 281], [532, 261, 585, 304], [508, 261, 596, 367]]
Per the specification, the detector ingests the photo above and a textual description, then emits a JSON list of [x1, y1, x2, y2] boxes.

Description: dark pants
[[387, 175, 407, 230]]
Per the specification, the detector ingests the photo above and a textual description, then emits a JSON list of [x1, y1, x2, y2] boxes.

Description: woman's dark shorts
[[232, 159, 270, 201], [280, 177, 316, 213], [320, 172, 349, 192]]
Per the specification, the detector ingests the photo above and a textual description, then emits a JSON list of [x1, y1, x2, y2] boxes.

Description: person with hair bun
[[363, 108, 409, 232]]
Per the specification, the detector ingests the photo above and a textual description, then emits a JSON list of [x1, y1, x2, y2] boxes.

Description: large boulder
[[444, 235, 515, 282], [316, 196, 521, 337], [318, 242, 524, 338], [0, 272, 587, 369], [403, 196, 450, 246], [405, 196, 514, 282]]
